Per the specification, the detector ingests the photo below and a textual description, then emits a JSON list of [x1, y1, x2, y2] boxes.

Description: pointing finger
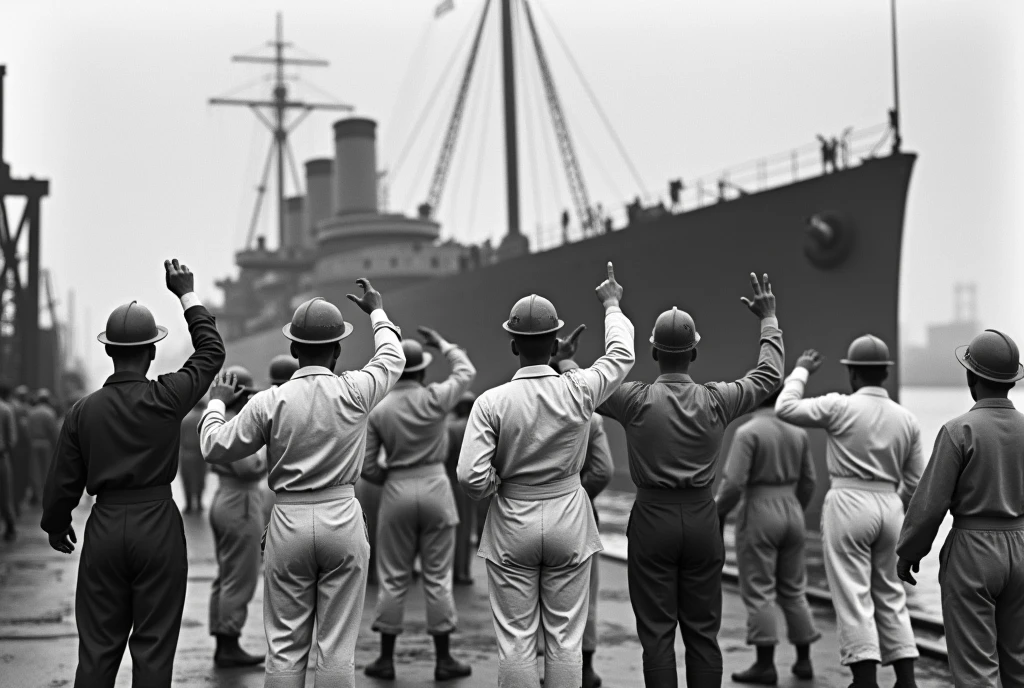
[[606, 262, 615, 282], [569, 324, 586, 343]]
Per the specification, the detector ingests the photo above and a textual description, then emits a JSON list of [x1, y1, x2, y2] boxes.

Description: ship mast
[[889, 0, 902, 153], [500, 0, 521, 243]]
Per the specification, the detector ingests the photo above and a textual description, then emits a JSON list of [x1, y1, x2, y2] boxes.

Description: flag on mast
[[435, 0, 455, 19]]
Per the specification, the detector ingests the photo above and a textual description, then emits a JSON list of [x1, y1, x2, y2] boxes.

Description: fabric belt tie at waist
[[635, 486, 713, 504], [97, 485, 172, 505], [830, 477, 896, 493], [499, 474, 581, 501], [386, 463, 446, 481], [275, 484, 355, 505], [746, 484, 796, 499], [954, 515, 1024, 531], [217, 475, 262, 490]]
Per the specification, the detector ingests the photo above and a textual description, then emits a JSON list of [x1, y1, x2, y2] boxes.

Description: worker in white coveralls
[[896, 329, 1024, 687], [361, 327, 476, 682], [256, 354, 299, 530], [206, 364, 266, 668], [199, 281, 405, 688], [457, 262, 635, 688], [716, 382, 819, 684], [775, 335, 924, 688]]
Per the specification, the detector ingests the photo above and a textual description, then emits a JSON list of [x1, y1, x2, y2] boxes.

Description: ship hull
[[225, 153, 916, 527]]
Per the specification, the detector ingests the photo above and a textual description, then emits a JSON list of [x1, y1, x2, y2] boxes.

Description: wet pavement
[[1, 484, 952, 687]]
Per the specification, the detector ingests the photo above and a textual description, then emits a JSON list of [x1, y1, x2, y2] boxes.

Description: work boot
[[792, 658, 813, 680], [732, 662, 778, 685], [213, 634, 264, 668], [364, 657, 396, 680], [435, 656, 472, 681]]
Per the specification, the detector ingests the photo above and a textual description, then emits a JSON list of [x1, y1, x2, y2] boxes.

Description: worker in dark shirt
[[40, 259, 225, 688]]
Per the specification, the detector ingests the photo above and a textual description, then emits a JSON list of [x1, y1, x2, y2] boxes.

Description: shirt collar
[[854, 386, 890, 399], [655, 373, 694, 384], [103, 371, 149, 386], [393, 380, 423, 390], [291, 366, 336, 380], [971, 398, 1016, 410], [512, 365, 559, 381]]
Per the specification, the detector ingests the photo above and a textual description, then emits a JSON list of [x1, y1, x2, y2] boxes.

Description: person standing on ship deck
[[458, 262, 635, 688], [206, 365, 266, 668], [715, 383, 819, 684], [199, 282, 404, 688], [41, 259, 225, 687], [569, 272, 782, 688], [256, 354, 299, 530], [896, 329, 1024, 688], [775, 336, 924, 688], [445, 390, 478, 586], [361, 327, 476, 682]]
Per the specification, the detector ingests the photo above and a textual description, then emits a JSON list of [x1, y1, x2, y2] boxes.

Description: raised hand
[[418, 326, 448, 349], [164, 259, 195, 298], [796, 349, 824, 375], [49, 525, 77, 555], [739, 272, 775, 319], [595, 262, 623, 308], [209, 371, 244, 406], [552, 324, 586, 363], [896, 557, 919, 586], [346, 278, 384, 315]]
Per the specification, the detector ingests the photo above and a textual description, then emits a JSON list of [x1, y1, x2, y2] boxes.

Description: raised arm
[[774, 350, 842, 429], [456, 398, 501, 501], [580, 414, 614, 499], [418, 327, 477, 414], [199, 374, 269, 466], [40, 405, 86, 544], [572, 263, 635, 408], [154, 260, 227, 417], [551, 324, 639, 426], [344, 279, 406, 413]]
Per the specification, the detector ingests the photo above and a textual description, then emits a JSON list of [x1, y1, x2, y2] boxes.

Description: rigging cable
[[513, 0, 545, 251], [463, 28, 499, 244], [383, 14, 437, 159]]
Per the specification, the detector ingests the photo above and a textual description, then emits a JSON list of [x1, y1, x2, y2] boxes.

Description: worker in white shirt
[[361, 327, 476, 682], [775, 336, 924, 688], [457, 262, 635, 688], [199, 281, 405, 688], [257, 355, 299, 530]]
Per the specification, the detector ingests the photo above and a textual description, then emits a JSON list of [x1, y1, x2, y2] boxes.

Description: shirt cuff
[[786, 367, 810, 384], [180, 292, 202, 311], [605, 305, 622, 315], [369, 308, 388, 326], [760, 316, 779, 329]]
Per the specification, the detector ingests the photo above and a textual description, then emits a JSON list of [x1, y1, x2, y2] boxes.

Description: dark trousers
[[627, 489, 724, 688], [0, 452, 14, 527], [449, 475, 475, 581], [74, 493, 188, 688]]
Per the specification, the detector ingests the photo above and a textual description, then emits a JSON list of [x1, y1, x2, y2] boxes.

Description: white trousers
[[262, 488, 370, 688], [821, 486, 918, 666]]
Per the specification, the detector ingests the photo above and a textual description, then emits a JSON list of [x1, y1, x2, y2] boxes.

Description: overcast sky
[[1, 0, 1021, 388]]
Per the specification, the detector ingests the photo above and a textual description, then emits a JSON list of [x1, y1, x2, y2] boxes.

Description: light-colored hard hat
[[502, 294, 564, 336], [839, 334, 894, 366], [401, 339, 433, 373], [650, 307, 701, 353], [282, 297, 353, 344]]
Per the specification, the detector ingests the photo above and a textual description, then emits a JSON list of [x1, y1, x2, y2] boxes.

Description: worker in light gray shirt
[[361, 327, 476, 682], [257, 354, 299, 530], [897, 329, 1024, 688], [716, 383, 819, 685], [775, 335, 924, 688]]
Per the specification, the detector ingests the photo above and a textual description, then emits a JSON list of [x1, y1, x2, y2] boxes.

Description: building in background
[[901, 283, 978, 386]]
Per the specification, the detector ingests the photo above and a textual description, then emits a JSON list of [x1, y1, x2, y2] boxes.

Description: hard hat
[[956, 329, 1024, 383], [268, 354, 299, 385], [13, 385, 29, 398], [282, 297, 353, 344], [502, 294, 564, 336], [97, 301, 168, 347], [650, 307, 701, 353], [224, 365, 258, 393], [401, 339, 433, 373], [35, 388, 51, 402], [839, 334, 894, 366]]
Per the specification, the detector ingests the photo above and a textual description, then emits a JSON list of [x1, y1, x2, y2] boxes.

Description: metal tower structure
[[211, 13, 354, 251]]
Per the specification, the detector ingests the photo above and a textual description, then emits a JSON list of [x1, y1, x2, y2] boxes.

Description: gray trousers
[[208, 480, 263, 637], [736, 490, 819, 646], [940, 525, 1024, 687], [538, 554, 600, 653], [263, 486, 370, 688], [373, 464, 459, 635]]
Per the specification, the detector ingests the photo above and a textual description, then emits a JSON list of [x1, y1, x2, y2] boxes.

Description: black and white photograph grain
[[0, 0, 1021, 686]]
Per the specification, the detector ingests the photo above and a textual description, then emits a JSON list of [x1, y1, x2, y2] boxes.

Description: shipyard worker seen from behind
[[775, 335, 924, 688], [41, 259, 225, 688], [896, 329, 1024, 687], [557, 272, 783, 688], [199, 281, 404, 688], [458, 262, 635, 688]]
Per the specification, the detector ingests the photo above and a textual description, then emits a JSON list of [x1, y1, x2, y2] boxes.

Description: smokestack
[[305, 158, 333, 245], [283, 196, 306, 252], [332, 118, 378, 215]]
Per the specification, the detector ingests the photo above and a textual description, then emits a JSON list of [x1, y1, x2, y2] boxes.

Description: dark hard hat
[[840, 334, 894, 366], [401, 339, 433, 373], [282, 297, 353, 344], [502, 294, 564, 336], [650, 307, 700, 353], [97, 301, 168, 347], [268, 354, 299, 385], [956, 329, 1024, 383], [225, 365, 258, 392]]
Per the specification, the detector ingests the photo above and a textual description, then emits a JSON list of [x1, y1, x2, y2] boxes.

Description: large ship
[[212, 3, 914, 526]]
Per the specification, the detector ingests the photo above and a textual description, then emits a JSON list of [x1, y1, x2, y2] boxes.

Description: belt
[[216, 475, 262, 490], [953, 515, 1024, 531], [499, 474, 581, 501], [386, 463, 445, 480], [830, 477, 897, 493], [746, 484, 796, 499], [275, 484, 355, 505], [635, 486, 713, 504], [96, 485, 172, 505]]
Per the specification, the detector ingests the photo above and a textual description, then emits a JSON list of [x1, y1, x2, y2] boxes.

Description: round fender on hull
[[804, 212, 855, 270]]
